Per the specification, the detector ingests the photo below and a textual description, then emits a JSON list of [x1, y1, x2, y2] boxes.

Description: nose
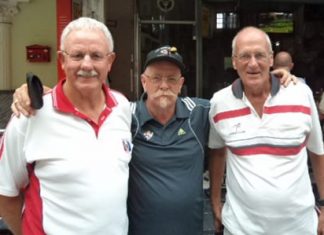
[[80, 54, 94, 68], [247, 56, 258, 67], [159, 78, 170, 89]]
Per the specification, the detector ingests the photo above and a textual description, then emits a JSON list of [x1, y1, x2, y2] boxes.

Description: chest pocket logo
[[229, 122, 245, 135], [178, 128, 186, 136], [143, 130, 154, 141]]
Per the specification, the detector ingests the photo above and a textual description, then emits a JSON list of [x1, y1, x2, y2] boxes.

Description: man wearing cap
[[11, 45, 294, 235], [128, 45, 210, 235]]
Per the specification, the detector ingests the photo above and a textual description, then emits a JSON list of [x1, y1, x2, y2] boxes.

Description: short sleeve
[[0, 116, 29, 196]]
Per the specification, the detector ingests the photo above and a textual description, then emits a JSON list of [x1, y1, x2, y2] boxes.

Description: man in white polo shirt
[[0, 17, 132, 235], [208, 26, 324, 234]]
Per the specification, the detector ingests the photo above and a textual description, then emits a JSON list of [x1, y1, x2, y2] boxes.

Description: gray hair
[[60, 17, 114, 52], [232, 26, 273, 56]]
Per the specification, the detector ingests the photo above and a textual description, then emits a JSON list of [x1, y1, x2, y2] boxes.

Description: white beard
[[158, 96, 170, 109]]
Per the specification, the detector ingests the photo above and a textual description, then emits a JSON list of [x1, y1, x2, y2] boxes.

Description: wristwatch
[[318, 199, 324, 207]]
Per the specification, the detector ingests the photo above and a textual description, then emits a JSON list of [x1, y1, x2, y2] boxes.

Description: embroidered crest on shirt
[[122, 139, 132, 153], [178, 128, 186, 136], [143, 130, 154, 140], [229, 122, 245, 135]]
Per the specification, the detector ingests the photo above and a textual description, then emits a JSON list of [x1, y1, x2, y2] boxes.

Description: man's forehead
[[147, 61, 181, 72], [235, 42, 270, 54], [65, 29, 108, 46]]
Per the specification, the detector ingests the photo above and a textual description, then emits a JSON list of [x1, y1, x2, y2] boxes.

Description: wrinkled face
[[59, 28, 115, 93], [232, 29, 273, 89], [141, 61, 184, 110]]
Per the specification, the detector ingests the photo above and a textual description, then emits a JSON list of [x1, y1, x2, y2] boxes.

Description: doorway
[[134, 0, 201, 98]]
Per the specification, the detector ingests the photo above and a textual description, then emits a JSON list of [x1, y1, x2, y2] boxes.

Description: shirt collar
[[231, 73, 280, 99], [137, 92, 189, 127], [52, 79, 117, 114]]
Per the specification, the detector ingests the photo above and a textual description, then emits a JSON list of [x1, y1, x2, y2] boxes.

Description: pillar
[[0, 1, 29, 90]]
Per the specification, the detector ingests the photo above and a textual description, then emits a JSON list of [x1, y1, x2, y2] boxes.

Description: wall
[[11, 0, 57, 89], [105, 0, 134, 100]]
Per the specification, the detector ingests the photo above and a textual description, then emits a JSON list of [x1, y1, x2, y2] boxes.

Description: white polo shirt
[[0, 80, 132, 235], [208, 76, 324, 235]]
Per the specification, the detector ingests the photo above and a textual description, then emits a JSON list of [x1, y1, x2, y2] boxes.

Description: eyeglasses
[[61, 50, 113, 62], [234, 52, 270, 63], [144, 74, 182, 85]]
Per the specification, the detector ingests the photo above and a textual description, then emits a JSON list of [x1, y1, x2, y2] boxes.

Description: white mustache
[[153, 90, 177, 98], [77, 70, 98, 77]]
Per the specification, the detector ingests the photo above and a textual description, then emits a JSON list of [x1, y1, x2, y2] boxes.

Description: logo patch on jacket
[[178, 128, 186, 136], [143, 130, 154, 140]]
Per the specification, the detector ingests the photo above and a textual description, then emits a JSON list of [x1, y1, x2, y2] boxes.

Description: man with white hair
[[208, 26, 324, 234], [0, 17, 132, 235]]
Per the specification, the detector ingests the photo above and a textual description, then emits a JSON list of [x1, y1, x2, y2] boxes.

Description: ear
[[269, 54, 274, 67], [178, 77, 185, 94], [232, 56, 237, 70], [107, 52, 116, 71], [58, 51, 66, 70], [140, 74, 147, 92]]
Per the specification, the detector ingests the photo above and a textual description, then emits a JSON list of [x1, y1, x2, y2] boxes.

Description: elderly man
[[0, 17, 132, 235], [128, 46, 210, 235], [208, 26, 324, 235]]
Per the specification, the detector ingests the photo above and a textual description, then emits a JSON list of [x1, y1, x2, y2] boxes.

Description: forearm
[[209, 148, 226, 208], [0, 195, 23, 235], [12, 84, 51, 117], [271, 68, 296, 87]]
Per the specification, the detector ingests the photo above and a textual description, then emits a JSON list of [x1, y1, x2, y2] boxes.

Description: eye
[[70, 52, 85, 61], [167, 77, 178, 83], [90, 52, 104, 61], [255, 52, 267, 61], [152, 76, 162, 83], [239, 54, 251, 61]]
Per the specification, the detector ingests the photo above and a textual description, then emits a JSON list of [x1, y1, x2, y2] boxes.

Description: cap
[[144, 46, 185, 74]]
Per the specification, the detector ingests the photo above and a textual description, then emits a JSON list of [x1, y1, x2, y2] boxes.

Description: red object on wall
[[26, 45, 51, 62], [56, 0, 72, 80]]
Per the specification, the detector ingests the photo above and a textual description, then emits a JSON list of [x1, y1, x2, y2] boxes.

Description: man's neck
[[63, 84, 106, 124], [244, 82, 271, 118], [146, 102, 176, 126]]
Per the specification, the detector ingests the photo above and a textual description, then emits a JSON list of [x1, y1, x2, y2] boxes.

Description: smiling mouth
[[246, 72, 261, 77], [247, 71, 259, 74], [79, 75, 96, 78]]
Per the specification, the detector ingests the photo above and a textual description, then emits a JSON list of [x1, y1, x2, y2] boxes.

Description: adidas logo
[[178, 128, 186, 136]]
